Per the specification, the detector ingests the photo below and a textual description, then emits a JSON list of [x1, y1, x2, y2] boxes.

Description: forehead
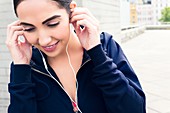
[[17, 0, 60, 14], [17, 0, 67, 23], [17, 0, 60, 8]]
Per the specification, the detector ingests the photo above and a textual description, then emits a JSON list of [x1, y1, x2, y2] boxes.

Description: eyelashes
[[47, 22, 60, 27], [24, 27, 35, 32], [23, 22, 60, 32]]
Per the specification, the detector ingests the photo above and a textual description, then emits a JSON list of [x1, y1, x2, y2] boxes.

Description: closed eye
[[24, 27, 35, 32], [47, 22, 60, 27]]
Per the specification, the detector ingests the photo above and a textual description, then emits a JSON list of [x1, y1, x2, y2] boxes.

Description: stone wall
[[0, 0, 16, 113], [81, 0, 121, 42]]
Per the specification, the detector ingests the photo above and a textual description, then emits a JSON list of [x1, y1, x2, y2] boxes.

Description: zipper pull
[[72, 101, 79, 112]]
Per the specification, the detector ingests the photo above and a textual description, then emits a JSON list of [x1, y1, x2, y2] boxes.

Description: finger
[[77, 18, 99, 33], [70, 13, 98, 27], [6, 31, 25, 63], [75, 21, 81, 36], [71, 7, 91, 17], [6, 30, 24, 48], [7, 26, 24, 42], [76, 19, 94, 30], [7, 20, 20, 29], [71, 7, 98, 23], [7, 20, 20, 35], [75, 19, 95, 36], [6, 20, 23, 42]]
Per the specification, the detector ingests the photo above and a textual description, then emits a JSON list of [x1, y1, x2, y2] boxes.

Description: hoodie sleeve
[[87, 33, 146, 113], [8, 63, 37, 113]]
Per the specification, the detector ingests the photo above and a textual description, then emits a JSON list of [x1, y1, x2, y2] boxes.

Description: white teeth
[[44, 41, 59, 49], [46, 45, 53, 49]]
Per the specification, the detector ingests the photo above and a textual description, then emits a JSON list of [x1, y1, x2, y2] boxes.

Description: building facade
[[137, 4, 154, 25], [152, 0, 168, 25], [137, 0, 144, 4], [130, 3, 138, 24], [120, 0, 130, 29], [0, 0, 121, 112]]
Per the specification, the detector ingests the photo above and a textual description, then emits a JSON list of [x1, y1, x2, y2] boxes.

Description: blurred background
[[1, 0, 170, 113]]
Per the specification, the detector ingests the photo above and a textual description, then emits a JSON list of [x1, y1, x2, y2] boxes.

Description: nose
[[38, 30, 51, 46]]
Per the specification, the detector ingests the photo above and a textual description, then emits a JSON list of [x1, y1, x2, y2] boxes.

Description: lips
[[42, 41, 59, 52]]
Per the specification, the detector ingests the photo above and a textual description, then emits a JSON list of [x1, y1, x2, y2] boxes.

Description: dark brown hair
[[13, 0, 72, 16]]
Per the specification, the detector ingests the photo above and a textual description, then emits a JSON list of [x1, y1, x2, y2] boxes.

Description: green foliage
[[159, 7, 170, 22]]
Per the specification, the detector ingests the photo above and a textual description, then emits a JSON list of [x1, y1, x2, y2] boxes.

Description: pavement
[[122, 30, 170, 113]]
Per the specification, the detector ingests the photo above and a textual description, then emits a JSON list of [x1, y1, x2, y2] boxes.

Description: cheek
[[52, 24, 71, 39], [24, 33, 38, 44]]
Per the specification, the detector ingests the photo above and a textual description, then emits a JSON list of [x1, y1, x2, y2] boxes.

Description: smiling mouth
[[42, 41, 60, 52]]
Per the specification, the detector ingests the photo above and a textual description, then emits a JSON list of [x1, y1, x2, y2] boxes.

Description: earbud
[[70, 1, 77, 9], [18, 35, 25, 43]]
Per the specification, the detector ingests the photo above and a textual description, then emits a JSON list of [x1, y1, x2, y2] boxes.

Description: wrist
[[13, 59, 30, 65], [85, 34, 101, 50], [85, 42, 101, 50]]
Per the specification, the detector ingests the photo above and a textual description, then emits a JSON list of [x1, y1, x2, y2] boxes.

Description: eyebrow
[[20, 15, 61, 26], [42, 15, 61, 24], [20, 22, 34, 26]]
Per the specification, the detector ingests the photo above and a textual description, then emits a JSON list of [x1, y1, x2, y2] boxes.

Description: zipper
[[31, 67, 65, 92], [75, 59, 91, 112], [31, 59, 91, 113], [32, 67, 80, 112]]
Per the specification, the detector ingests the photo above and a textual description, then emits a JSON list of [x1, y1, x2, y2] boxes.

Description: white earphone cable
[[66, 41, 82, 113]]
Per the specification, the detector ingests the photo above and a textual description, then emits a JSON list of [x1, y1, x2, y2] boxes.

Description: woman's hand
[[70, 7, 101, 50], [6, 20, 32, 64]]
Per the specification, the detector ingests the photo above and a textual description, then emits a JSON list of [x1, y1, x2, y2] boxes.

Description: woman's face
[[17, 0, 71, 58]]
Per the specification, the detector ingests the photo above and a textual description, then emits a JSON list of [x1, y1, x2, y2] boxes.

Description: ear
[[70, 1, 77, 9]]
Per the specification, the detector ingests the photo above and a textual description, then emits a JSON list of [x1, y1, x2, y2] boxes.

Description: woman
[[6, 0, 146, 113]]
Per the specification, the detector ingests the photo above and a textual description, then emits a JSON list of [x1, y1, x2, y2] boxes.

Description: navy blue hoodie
[[8, 32, 146, 113]]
